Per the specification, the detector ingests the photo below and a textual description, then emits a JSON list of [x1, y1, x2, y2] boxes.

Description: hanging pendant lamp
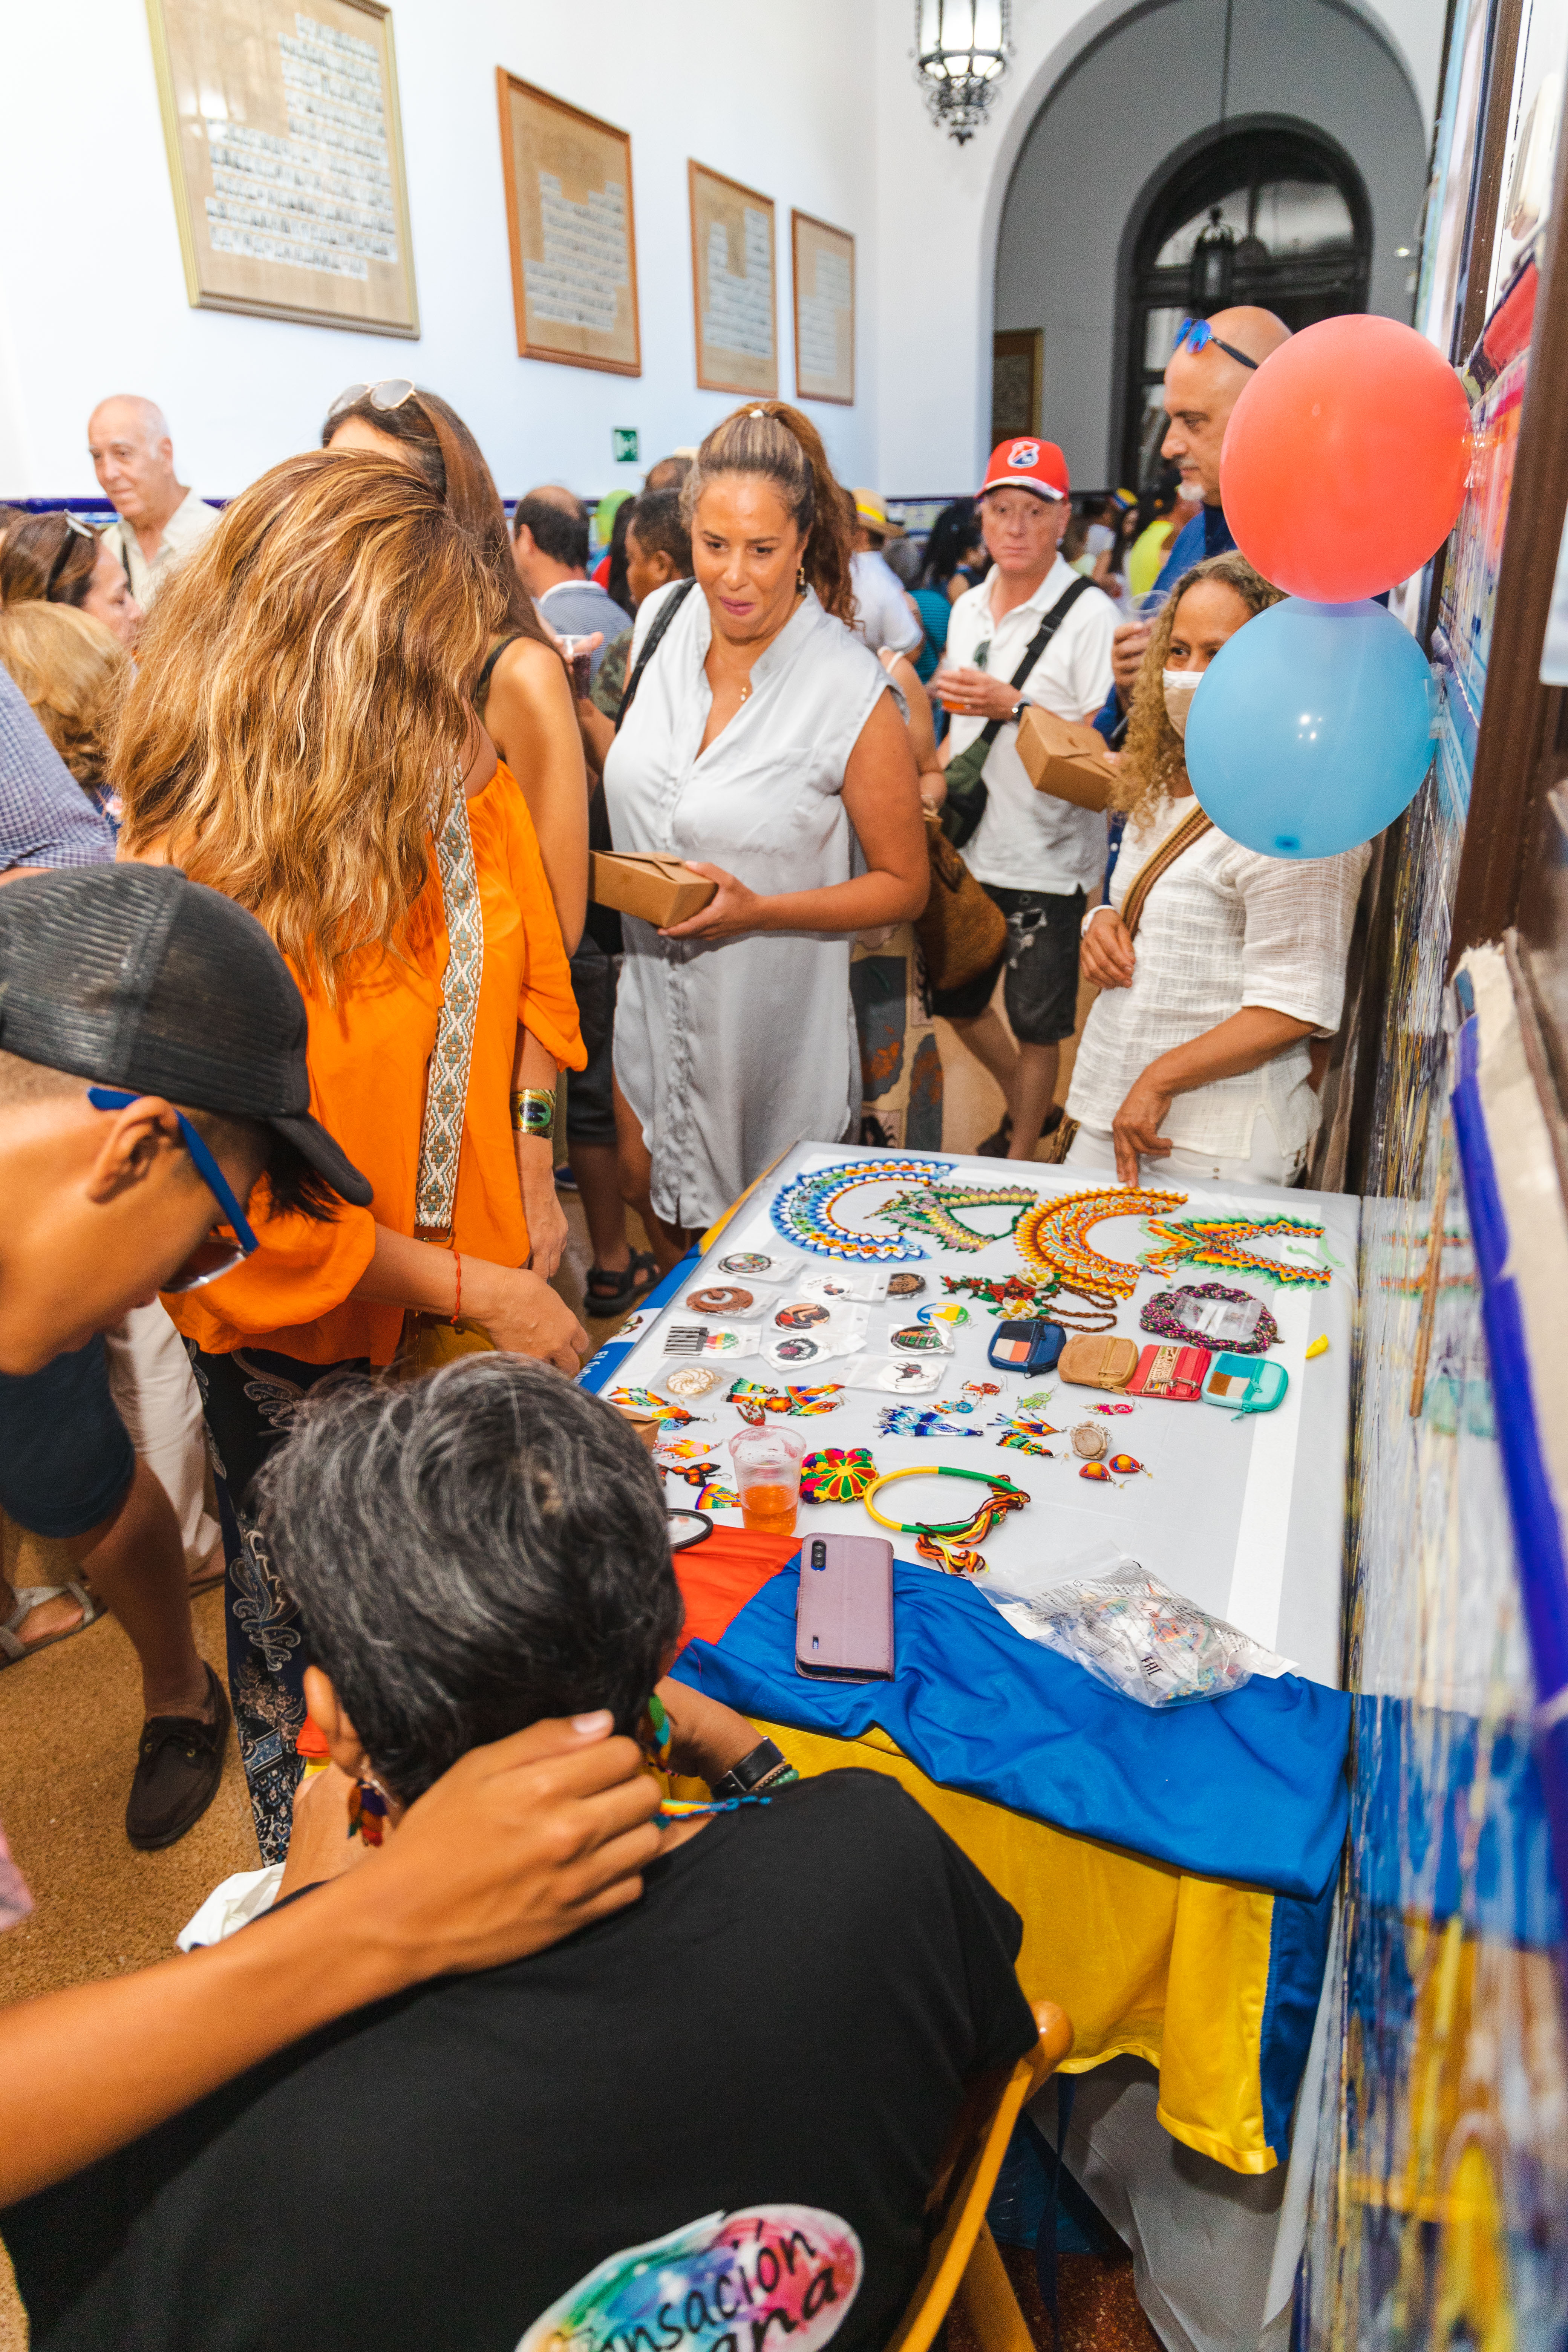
[[912, 0, 1012, 144]]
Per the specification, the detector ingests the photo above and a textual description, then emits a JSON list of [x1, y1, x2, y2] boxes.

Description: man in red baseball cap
[[928, 435, 1115, 1159]]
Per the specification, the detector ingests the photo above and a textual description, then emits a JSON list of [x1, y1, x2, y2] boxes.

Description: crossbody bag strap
[[414, 789, 485, 1242], [1118, 801, 1214, 942], [970, 574, 1098, 757], [614, 576, 699, 732]]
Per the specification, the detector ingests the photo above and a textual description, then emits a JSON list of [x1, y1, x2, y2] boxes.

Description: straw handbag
[[915, 809, 1007, 995]]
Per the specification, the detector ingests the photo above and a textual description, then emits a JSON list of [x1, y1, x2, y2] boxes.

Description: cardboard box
[[1016, 706, 1119, 813], [590, 851, 718, 928], [612, 1403, 663, 1453]]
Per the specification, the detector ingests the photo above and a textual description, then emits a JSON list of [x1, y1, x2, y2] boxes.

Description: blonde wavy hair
[[0, 600, 128, 793], [1115, 551, 1283, 826], [114, 450, 500, 997]]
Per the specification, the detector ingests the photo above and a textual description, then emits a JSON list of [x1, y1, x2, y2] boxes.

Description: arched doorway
[[1121, 120, 1372, 485]]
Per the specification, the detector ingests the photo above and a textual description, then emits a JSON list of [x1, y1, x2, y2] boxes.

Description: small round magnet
[[687, 1285, 754, 1316], [888, 1272, 927, 1297], [719, 1252, 775, 1276]]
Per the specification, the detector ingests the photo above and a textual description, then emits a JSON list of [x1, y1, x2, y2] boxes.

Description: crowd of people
[[0, 302, 1373, 2344]]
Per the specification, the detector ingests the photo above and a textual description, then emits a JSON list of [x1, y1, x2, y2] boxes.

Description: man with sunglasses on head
[[0, 864, 666, 2211], [1099, 306, 1290, 732]]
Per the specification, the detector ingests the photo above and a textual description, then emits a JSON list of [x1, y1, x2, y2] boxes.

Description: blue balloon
[[1184, 597, 1435, 859]]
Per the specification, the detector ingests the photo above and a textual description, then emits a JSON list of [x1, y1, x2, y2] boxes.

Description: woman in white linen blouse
[[1065, 553, 1369, 1187], [603, 404, 927, 1251]]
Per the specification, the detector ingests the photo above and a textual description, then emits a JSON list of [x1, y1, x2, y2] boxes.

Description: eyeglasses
[[325, 378, 418, 424], [87, 1087, 261, 1292], [1172, 318, 1259, 372], [46, 510, 99, 597]]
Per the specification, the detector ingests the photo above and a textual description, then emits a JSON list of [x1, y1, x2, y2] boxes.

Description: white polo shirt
[[946, 556, 1116, 897], [103, 487, 220, 605]]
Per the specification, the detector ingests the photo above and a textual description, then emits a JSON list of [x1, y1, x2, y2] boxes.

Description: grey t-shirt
[[536, 579, 634, 678]]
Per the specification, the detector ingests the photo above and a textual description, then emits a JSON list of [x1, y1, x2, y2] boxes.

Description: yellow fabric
[[748, 1716, 1282, 2174]]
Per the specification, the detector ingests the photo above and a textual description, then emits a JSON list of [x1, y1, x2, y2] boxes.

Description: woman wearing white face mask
[[1060, 553, 1371, 1186]]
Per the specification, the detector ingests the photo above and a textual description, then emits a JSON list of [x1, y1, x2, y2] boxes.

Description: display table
[[586, 1145, 1359, 2187]]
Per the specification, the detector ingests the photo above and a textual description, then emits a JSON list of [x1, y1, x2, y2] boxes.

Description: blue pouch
[[989, 1319, 1066, 1374]]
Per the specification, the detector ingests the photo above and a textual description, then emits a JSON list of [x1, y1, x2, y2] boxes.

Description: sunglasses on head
[[46, 510, 100, 597], [325, 378, 418, 424], [1172, 318, 1259, 372], [87, 1087, 261, 1293]]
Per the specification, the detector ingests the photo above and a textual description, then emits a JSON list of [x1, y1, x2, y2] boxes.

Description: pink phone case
[[796, 1533, 896, 1683]]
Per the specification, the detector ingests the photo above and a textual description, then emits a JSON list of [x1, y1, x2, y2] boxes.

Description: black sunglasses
[[45, 510, 99, 597]]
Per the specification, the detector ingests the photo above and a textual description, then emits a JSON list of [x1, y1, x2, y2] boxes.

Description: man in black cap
[[0, 864, 374, 1848]]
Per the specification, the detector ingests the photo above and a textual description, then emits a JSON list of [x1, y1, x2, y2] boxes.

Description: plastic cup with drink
[[557, 635, 594, 701], [727, 1428, 807, 1535]]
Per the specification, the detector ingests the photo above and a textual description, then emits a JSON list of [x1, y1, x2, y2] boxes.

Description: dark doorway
[[1121, 121, 1373, 487]]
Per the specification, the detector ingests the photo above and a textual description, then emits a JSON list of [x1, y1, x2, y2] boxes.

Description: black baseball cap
[[0, 866, 372, 1207]]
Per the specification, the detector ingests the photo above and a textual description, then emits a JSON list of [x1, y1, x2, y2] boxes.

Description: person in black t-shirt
[[4, 1356, 1037, 2352]]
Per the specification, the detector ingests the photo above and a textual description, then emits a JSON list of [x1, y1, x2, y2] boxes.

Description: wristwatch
[[710, 1737, 799, 1802], [1009, 698, 1028, 724]]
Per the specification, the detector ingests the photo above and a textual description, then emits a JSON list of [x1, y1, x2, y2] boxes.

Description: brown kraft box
[[590, 851, 718, 927], [1016, 706, 1119, 813]]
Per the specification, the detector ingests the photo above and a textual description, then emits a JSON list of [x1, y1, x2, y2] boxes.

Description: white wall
[[994, 0, 1433, 485], [0, 0, 882, 501], [870, 0, 1446, 494]]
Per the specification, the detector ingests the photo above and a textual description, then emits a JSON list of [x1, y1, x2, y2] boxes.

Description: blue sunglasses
[[88, 1086, 260, 1289], [1173, 317, 1259, 372]]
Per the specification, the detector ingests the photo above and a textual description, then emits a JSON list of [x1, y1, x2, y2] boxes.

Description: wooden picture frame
[[496, 71, 640, 375], [992, 329, 1043, 442], [144, 0, 418, 337], [688, 161, 777, 397], [791, 211, 854, 405]]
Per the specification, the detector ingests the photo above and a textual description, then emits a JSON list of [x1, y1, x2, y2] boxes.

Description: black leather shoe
[[125, 1662, 231, 1851]]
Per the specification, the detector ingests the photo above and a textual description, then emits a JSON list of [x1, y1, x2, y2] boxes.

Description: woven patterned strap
[[1119, 801, 1213, 941], [415, 792, 485, 1240]]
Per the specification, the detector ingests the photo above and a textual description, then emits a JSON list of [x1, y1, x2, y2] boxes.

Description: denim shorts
[[929, 884, 1085, 1046], [0, 1335, 136, 1541]]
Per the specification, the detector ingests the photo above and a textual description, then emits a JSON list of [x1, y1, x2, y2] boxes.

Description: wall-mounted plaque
[[145, 0, 418, 335], [791, 211, 855, 406], [688, 161, 777, 397], [497, 71, 640, 375]]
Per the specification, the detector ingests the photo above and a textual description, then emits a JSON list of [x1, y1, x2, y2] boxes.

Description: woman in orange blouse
[[115, 450, 588, 1859]]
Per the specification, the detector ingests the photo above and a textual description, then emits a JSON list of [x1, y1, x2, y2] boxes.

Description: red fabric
[[672, 1529, 800, 1655], [295, 1715, 331, 1762], [592, 553, 612, 588]]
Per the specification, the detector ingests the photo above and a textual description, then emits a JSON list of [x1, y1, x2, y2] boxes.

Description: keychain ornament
[[727, 1378, 844, 1424]]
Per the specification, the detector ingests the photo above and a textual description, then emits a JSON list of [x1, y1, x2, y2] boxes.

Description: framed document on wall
[[688, 161, 777, 397], [496, 72, 640, 375], [145, 0, 418, 335], [791, 212, 854, 405]]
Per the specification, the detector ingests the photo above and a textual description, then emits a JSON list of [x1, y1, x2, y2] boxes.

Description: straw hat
[[851, 488, 905, 540]]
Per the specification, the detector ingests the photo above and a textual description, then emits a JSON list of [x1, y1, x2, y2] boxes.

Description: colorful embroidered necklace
[[770, 1157, 952, 1261], [1014, 1188, 1188, 1300], [874, 1181, 1042, 1255], [1140, 1214, 1330, 1289]]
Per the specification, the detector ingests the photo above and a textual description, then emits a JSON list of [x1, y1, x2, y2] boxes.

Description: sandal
[[0, 1581, 103, 1669], [584, 1250, 658, 1320]]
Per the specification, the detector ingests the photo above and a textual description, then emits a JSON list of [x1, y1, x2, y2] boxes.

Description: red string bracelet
[[451, 1250, 462, 1327]]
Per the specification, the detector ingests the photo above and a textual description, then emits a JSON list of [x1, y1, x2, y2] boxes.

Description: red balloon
[[1219, 315, 1472, 602]]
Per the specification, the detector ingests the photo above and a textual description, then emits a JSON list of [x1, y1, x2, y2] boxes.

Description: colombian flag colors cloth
[[671, 1537, 1346, 2173]]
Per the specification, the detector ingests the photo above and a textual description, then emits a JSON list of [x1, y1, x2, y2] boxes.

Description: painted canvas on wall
[[688, 161, 777, 397], [791, 211, 854, 405], [146, 0, 418, 335], [496, 72, 640, 375]]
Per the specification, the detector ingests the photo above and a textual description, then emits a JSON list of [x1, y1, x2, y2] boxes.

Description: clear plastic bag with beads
[[982, 1544, 1295, 1706]]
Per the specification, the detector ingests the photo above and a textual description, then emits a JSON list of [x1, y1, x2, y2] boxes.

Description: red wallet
[[1127, 1342, 1211, 1401]]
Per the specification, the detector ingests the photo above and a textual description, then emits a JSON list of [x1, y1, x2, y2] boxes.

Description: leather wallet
[[1057, 1333, 1139, 1391], [1127, 1342, 1211, 1401]]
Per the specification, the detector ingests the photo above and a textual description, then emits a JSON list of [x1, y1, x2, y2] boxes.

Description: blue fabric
[[1258, 1873, 1337, 2156], [1090, 503, 1238, 745], [911, 587, 950, 682], [672, 1559, 1351, 1899]]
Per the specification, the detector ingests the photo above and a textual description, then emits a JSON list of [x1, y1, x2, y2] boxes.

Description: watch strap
[[710, 1738, 798, 1802]]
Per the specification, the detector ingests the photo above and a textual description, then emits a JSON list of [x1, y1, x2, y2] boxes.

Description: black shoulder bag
[[613, 576, 699, 732], [940, 575, 1096, 848]]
